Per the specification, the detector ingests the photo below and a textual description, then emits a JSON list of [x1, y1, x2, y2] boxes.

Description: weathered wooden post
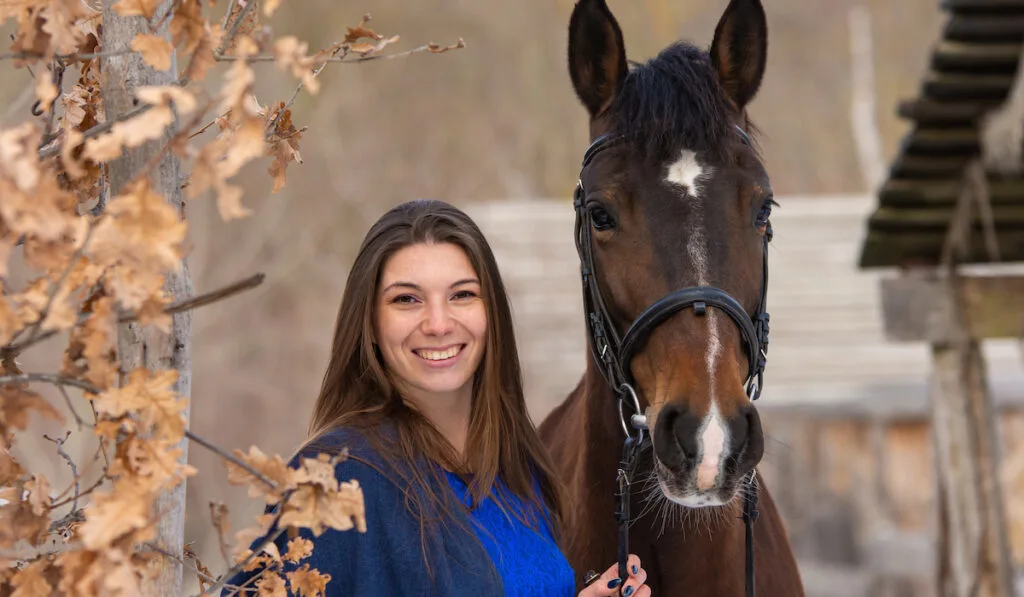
[[858, 1, 1024, 593]]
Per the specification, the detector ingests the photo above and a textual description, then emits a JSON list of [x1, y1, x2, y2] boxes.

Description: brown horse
[[538, 0, 805, 595]]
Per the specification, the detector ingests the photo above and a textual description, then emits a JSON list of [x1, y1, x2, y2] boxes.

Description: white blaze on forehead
[[696, 401, 729, 491], [664, 149, 711, 286], [665, 150, 707, 196]]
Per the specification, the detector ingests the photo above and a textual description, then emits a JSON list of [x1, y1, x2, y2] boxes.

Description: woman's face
[[374, 242, 487, 409]]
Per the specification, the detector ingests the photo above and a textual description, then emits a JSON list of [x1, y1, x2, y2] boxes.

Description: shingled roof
[[858, 0, 1024, 268]]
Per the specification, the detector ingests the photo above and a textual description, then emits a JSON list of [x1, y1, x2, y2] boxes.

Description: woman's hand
[[578, 554, 650, 597]]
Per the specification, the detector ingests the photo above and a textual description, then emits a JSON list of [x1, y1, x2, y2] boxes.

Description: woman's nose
[[421, 302, 454, 336]]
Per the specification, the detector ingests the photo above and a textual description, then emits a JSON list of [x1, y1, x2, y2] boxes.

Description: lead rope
[[742, 470, 759, 597]]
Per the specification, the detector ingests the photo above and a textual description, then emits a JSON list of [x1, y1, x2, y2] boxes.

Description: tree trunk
[[930, 273, 1015, 597], [100, 1, 193, 595]]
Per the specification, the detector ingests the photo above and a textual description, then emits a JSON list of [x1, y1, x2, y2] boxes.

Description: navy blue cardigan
[[223, 425, 575, 596]]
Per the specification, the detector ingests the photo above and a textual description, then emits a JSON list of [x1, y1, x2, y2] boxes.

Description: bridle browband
[[572, 126, 771, 597]]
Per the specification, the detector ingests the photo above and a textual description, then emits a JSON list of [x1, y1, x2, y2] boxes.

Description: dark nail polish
[[623, 587, 635, 597], [607, 578, 622, 589], [631, 564, 639, 575]]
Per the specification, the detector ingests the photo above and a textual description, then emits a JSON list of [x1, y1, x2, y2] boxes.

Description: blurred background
[[6, 0, 1024, 595]]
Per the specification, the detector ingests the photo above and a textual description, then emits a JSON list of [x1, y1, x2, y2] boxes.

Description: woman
[[226, 199, 650, 597]]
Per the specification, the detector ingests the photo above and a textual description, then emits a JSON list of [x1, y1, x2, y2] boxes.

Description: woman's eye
[[589, 205, 615, 231], [452, 290, 478, 301], [391, 294, 417, 304]]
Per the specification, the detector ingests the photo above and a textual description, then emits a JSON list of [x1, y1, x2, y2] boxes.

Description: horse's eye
[[755, 197, 776, 229], [589, 205, 615, 231]]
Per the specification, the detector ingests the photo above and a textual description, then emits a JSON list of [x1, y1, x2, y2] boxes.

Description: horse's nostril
[[737, 405, 764, 472], [653, 403, 701, 469]]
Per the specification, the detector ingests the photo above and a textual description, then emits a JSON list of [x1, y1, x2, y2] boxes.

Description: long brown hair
[[305, 198, 566, 541]]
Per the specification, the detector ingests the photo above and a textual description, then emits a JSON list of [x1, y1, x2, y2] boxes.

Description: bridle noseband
[[572, 127, 771, 597]]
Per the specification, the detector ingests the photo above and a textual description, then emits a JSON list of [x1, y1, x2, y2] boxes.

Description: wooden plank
[[944, 14, 1024, 41], [868, 204, 1024, 229], [879, 274, 1024, 341], [932, 41, 1022, 73], [898, 99, 1001, 125], [860, 227, 1024, 267], [928, 280, 1016, 596], [903, 128, 980, 154], [924, 72, 1016, 101], [879, 177, 1024, 207], [943, 0, 1024, 12], [891, 154, 971, 178]]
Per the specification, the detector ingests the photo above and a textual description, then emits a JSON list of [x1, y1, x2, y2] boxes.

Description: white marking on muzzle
[[696, 401, 728, 491]]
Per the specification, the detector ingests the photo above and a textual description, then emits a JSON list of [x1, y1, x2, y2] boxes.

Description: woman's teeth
[[416, 346, 462, 361]]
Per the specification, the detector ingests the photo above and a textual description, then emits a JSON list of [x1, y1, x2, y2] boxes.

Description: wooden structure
[[858, 1, 1024, 595]]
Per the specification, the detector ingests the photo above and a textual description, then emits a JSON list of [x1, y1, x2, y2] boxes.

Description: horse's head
[[568, 0, 772, 508]]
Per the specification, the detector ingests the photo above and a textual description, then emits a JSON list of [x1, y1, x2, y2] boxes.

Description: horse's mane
[[611, 42, 749, 163]]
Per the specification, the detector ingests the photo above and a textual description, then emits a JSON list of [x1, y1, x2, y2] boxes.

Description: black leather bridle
[[572, 126, 771, 597]]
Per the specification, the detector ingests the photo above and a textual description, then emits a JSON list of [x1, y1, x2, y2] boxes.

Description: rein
[[572, 128, 771, 597]]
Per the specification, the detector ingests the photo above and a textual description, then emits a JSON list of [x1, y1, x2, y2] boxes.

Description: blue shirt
[[224, 425, 577, 597], [445, 471, 575, 597]]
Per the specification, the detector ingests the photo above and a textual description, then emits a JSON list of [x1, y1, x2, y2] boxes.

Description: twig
[[119, 272, 266, 323], [0, 372, 100, 394], [0, 539, 80, 560], [43, 431, 80, 511], [216, 0, 259, 58], [8, 272, 265, 353], [266, 60, 330, 135], [847, 6, 884, 192], [201, 518, 287, 596], [50, 474, 106, 509], [216, 39, 467, 64], [184, 430, 277, 490], [56, 383, 86, 430], [19, 223, 95, 347], [0, 49, 134, 63], [38, 101, 150, 159]]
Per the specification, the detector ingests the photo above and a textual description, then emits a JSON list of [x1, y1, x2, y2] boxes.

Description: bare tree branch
[[184, 430, 277, 490], [217, 39, 467, 64], [847, 5, 884, 192], [119, 272, 266, 323], [43, 431, 80, 511]]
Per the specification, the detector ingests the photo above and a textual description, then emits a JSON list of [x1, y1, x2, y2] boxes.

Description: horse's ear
[[709, 0, 768, 110], [568, 0, 628, 119]]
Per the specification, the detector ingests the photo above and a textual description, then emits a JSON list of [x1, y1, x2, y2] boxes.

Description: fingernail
[[631, 564, 638, 575], [623, 587, 635, 597], [607, 578, 622, 589]]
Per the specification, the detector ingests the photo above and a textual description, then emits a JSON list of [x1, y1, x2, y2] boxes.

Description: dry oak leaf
[[90, 178, 187, 309], [115, 435, 195, 490], [10, 559, 52, 597], [170, 0, 206, 52], [284, 536, 314, 563], [0, 447, 24, 487], [263, 0, 282, 17], [257, 571, 287, 597], [0, 386, 64, 436], [0, 486, 50, 548], [189, 116, 263, 220], [62, 294, 119, 389], [34, 72, 57, 115], [78, 477, 155, 549], [279, 455, 367, 536], [91, 368, 185, 441], [183, 22, 223, 82], [226, 445, 290, 498], [131, 33, 174, 71], [41, 0, 92, 56], [287, 564, 331, 597], [24, 474, 51, 516], [113, 0, 162, 19], [82, 104, 175, 163], [136, 84, 198, 115], [272, 37, 320, 94]]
